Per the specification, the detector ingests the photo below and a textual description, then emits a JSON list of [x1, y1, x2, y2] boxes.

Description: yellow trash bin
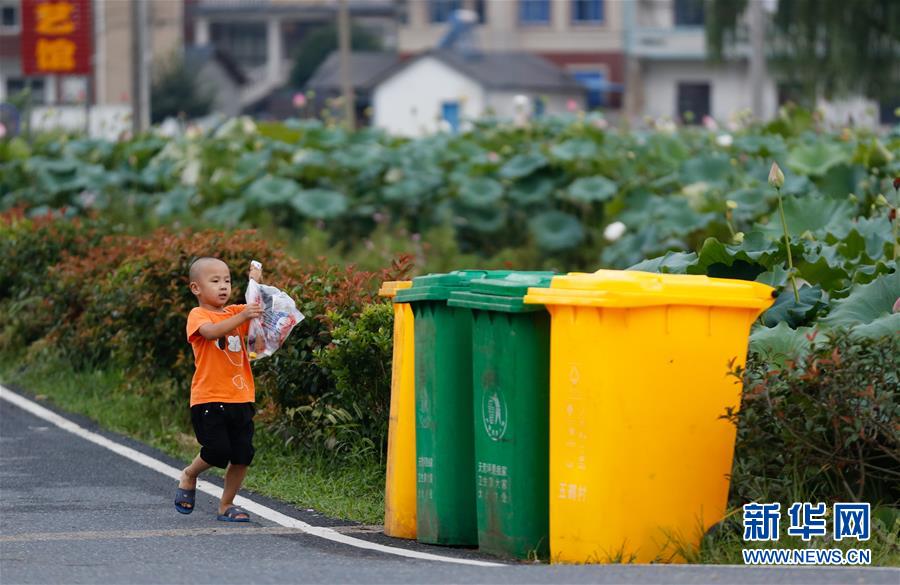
[[378, 281, 416, 539], [523, 270, 775, 563]]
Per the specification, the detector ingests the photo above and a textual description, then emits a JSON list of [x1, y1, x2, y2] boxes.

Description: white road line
[[0, 385, 503, 567]]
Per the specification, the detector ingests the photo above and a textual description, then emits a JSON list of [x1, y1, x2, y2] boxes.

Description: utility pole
[[131, 0, 150, 133], [748, 0, 766, 120], [337, 0, 355, 129]]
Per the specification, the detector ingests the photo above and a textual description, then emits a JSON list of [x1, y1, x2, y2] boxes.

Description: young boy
[[174, 257, 264, 522]]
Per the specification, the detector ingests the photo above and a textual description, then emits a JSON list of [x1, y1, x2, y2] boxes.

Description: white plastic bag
[[245, 275, 304, 361]]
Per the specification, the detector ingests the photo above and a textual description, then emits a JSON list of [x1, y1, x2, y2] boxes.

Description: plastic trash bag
[[245, 278, 304, 360]]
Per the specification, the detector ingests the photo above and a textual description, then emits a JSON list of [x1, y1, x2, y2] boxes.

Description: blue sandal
[[174, 487, 196, 514], [217, 505, 250, 522]]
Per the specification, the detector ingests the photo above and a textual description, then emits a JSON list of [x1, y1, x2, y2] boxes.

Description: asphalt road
[[1, 389, 897, 585]]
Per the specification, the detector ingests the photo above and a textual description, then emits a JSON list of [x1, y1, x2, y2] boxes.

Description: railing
[[630, 25, 751, 59]]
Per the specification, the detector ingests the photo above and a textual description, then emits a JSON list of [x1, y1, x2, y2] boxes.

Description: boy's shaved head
[[189, 257, 228, 282]]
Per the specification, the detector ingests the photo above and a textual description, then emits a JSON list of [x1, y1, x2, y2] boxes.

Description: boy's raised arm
[[197, 304, 263, 340]]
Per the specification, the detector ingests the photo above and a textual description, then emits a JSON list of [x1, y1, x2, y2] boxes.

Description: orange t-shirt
[[186, 305, 255, 407]]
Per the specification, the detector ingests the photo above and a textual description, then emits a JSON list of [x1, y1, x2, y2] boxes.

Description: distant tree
[[151, 54, 214, 124], [289, 23, 383, 89], [705, 0, 900, 104]]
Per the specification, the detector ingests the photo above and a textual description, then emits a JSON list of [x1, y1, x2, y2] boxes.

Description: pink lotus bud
[[293, 93, 307, 108], [0, 122, 6, 139], [566, 99, 579, 112]]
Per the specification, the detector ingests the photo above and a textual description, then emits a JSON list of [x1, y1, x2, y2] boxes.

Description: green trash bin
[[394, 270, 519, 546], [448, 273, 554, 560]]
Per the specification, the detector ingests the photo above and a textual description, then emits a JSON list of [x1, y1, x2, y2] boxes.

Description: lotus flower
[[293, 93, 307, 108], [603, 221, 626, 242]]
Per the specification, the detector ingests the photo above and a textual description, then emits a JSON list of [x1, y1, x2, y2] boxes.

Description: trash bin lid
[[394, 270, 515, 303], [378, 280, 412, 299], [448, 272, 555, 313], [523, 269, 776, 309]]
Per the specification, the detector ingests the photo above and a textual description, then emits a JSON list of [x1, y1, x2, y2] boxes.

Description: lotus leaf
[[798, 244, 852, 294], [202, 199, 247, 227], [499, 152, 548, 179], [627, 251, 698, 274], [758, 194, 853, 239], [291, 149, 330, 169], [680, 154, 732, 186], [509, 176, 556, 205], [528, 210, 584, 252], [761, 285, 826, 328], [225, 151, 269, 186], [787, 142, 848, 176], [155, 187, 195, 218], [566, 176, 617, 204], [822, 270, 900, 332], [290, 188, 348, 220], [456, 177, 504, 208], [693, 233, 781, 280], [748, 322, 820, 368], [246, 175, 301, 206], [456, 204, 506, 233], [831, 217, 893, 262], [732, 134, 786, 157], [725, 188, 771, 223], [331, 143, 385, 172], [382, 173, 443, 205], [850, 313, 900, 339], [817, 163, 861, 198], [550, 139, 598, 162]]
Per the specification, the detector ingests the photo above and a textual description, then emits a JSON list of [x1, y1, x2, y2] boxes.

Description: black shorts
[[190, 402, 256, 469]]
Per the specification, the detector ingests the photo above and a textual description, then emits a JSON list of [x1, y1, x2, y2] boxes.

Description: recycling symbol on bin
[[482, 390, 508, 441]]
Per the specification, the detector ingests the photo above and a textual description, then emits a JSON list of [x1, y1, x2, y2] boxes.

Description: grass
[[0, 350, 385, 525]]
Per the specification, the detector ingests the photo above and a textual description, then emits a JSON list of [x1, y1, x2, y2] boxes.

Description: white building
[[371, 49, 585, 136], [624, 0, 888, 127]]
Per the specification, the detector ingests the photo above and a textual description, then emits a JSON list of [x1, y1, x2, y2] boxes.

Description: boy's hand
[[249, 261, 263, 282], [241, 301, 264, 322]]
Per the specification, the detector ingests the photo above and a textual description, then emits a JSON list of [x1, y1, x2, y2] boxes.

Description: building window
[[677, 82, 710, 123], [1, 1, 20, 32], [397, 0, 409, 25], [520, 0, 550, 24], [6, 78, 47, 105], [673, 0, 705, 26], [210, 22, 267, 68], [571, 0, 604, 24], [573, 71, 605, 109], [430, 0, 462, 23], [473, 0, 486, 23], [442, 101, 460, 133]]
